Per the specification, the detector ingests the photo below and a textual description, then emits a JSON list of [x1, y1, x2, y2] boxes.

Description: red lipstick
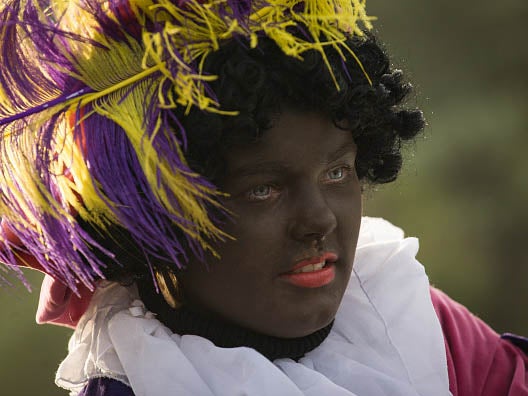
[[280, 252, 337, 288]]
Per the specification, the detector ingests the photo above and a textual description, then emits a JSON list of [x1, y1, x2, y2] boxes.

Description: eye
[[247, 185, 275, 201], [323, 165, 352, 183], [328, 167, 345, 180]]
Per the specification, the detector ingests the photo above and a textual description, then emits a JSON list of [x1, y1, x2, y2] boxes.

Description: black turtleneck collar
[[158, 305, 333, 361]]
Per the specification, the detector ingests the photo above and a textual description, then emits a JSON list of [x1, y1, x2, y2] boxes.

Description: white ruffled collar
[[56, 217, 451, 396]]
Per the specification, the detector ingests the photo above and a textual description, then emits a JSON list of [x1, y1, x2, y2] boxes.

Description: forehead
[[225, 111, 357, 173]]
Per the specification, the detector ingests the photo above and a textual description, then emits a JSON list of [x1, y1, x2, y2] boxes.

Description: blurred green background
[[1, 0, 527, 394]]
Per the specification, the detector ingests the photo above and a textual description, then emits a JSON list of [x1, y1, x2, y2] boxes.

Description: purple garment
[[78, 377, 134, 396]]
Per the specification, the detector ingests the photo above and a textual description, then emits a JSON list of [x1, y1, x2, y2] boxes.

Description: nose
[[288, 184, 337, 243]]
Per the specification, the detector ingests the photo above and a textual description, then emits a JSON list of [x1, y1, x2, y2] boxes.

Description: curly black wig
[[178, 33, 424, 186]]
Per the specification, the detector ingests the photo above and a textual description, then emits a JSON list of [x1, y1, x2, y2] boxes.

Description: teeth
[[292, 261, 325, 274]]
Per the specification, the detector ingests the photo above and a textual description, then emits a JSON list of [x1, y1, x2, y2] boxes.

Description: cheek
[[215, 219, 285, 278], [208, 202, 283, 262], [333, 190, 362, 255], [332, 180, 362, 220], [220, 203, 286, 251]]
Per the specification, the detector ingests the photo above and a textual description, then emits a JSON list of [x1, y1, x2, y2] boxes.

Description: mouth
[[289, 252, 337, 272], [279, 252, 338, 288]]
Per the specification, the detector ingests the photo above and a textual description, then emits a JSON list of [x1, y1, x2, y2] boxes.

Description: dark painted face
[[178, 111, 362, 338]]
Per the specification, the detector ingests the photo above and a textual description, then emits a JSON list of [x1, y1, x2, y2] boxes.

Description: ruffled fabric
[[56, 217, 452, 396]]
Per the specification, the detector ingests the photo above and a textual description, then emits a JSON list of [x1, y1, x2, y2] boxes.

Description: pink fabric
[[431, 287, 528, 396], [1, 218, 94, 328], [36, 274, 94, 328]]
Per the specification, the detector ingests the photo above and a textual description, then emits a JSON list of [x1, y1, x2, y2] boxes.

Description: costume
[[53, 217, 528, 396], [1, 3, 526, 396]]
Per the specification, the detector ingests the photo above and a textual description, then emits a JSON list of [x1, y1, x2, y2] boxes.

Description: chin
[[262, 285, 346, 338], [271, 304, 339, 339], [281, 318, 335, 339]]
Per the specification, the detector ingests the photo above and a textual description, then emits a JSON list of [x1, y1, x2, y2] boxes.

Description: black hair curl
[[177, 33, 425, 186]]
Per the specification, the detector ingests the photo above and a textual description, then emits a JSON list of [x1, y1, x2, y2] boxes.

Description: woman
[[0, 1, 526, 395]]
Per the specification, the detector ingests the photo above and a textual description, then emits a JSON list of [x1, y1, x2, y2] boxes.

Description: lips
[[279, 252, 338, 288]]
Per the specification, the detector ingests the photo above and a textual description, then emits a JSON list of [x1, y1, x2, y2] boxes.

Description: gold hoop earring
[[154, 268, 182, 309]]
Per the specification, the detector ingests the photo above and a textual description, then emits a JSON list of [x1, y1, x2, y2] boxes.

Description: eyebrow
[[228, 140, 357, 179], [228, 162, 291, 179], [326, 141, 357, 164]]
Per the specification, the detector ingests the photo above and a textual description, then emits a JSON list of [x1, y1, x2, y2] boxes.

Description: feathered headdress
[[0, 0, 374, 293]]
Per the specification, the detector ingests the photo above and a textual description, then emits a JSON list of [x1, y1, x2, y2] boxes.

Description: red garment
[[431, 288, 528, 396]]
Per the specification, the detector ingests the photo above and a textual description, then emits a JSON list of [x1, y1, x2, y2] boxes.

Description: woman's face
[[178, 111, 362, 338]]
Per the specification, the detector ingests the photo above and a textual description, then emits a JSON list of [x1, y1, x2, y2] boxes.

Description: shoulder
[[430, 287, 528, 396], [78, 377, 135, 396]]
